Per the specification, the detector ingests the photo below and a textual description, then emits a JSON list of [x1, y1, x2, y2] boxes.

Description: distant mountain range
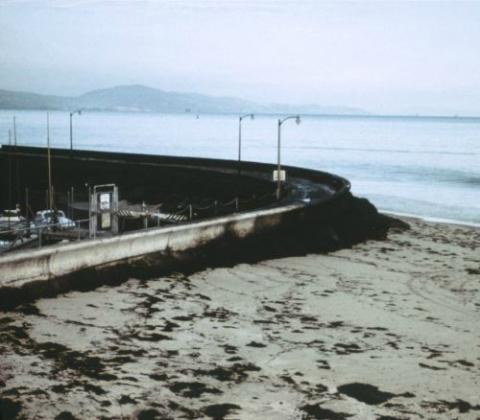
[[0, 85, 368, 115]]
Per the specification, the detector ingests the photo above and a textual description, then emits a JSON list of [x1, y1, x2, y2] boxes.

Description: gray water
[[1, 110, 479, 225]]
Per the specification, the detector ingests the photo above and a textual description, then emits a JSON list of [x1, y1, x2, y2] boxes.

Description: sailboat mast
[[47, 112, 53, 210]]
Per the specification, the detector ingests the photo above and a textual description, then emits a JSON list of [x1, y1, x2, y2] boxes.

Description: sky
[[1, 0, 480, 115]]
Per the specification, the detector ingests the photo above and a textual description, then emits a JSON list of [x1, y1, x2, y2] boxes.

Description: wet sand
[[0, 216, 479, 419]]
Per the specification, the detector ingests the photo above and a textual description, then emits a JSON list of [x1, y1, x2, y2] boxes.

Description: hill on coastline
[[0, 85, 368, 116]]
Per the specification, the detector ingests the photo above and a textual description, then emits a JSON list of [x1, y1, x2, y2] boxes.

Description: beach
[[0, 216, 479, 419]]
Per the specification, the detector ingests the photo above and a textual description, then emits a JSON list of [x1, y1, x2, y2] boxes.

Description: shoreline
[[2, 107, 480, 121], [380, 209, 480, 229]]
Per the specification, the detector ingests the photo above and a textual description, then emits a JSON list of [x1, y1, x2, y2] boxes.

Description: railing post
[[25, 187, 30, 236], [71, 186, 75, 221], [67, 190, 70, 219]]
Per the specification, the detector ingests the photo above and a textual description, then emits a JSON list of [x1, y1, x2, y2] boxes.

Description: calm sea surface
[[1, 110, 479, 225]]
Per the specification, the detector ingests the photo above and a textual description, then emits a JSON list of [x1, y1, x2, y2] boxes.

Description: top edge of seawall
[[0, 145, 351, 196]]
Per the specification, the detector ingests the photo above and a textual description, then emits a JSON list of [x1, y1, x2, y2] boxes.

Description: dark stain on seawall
[[0, 146, 278, 225], [0, 192, 408, 310]]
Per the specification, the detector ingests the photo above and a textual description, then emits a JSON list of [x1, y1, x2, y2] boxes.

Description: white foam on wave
[[380, 209, 480, 228]]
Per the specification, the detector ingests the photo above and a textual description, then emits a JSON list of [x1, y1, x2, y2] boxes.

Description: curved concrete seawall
[[0, 203, 302, 288], [0, 146, 398, 308]]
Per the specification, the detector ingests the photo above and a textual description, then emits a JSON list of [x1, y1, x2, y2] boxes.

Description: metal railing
[[0, 191, 278, 254], [0, 218, 90, 254]]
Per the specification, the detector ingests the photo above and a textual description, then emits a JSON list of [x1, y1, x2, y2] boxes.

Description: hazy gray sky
[[1, 0, 480, 115]]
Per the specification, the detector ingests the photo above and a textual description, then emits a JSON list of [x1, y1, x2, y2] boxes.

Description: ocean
[[1, 110, 479, 225]]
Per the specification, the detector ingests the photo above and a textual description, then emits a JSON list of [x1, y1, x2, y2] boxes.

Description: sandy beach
[[0, 216, 479, 419]]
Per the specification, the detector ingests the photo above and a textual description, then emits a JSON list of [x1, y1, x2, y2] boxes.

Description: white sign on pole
[[273, 170, 286, 181], [101, 212, 111, 229], [99, 193, 111, 210]]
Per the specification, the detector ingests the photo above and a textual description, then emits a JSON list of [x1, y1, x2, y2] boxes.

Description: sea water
[[0, 110, 479, 225]]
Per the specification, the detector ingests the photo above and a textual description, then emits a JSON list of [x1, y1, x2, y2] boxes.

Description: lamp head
[[240, 113, 255, 121], [295, 115, 301, 125]]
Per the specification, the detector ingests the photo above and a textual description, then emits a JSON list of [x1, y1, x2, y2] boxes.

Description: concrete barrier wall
[[0, 145, 351, 209], [0, 146, 353, 307], [0, 203, 302, 290]]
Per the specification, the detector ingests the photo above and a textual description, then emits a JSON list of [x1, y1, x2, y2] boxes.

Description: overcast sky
[[1, 0, 479, 115]]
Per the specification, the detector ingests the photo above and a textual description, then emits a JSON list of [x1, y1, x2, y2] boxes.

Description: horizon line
[[1, 84, 479, 119]]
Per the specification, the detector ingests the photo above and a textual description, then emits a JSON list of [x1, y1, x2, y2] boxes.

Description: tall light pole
[[69, 110, 82, 152], [238, 113, 254, 175], [13, 116, 19, 203], [276, 115, 301, 200], [47, 112, 53, 210], [7, 129, 12, 208], [13, 116, 17, 145]]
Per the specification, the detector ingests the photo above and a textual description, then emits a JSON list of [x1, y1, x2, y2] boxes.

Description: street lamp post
[[276, 115, 301, 200], [69, 110, 82, 152], [238, 113, 254, 175]]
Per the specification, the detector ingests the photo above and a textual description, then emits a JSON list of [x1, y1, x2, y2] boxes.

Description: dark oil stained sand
[[136, 408, 164, 420], [168, 381, 222, 398], [192, 363, 261, 383], [246, 340, 267, 348], [202, 403, 242, 420], [300, 403, 353, 419], [420, 399, 480, 414], [133, 402, 243, 420], [0, 398, 22, 420], [0, 218, 478, 419], [337, 383, 414, 405], [54, 411, 79, 420]]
